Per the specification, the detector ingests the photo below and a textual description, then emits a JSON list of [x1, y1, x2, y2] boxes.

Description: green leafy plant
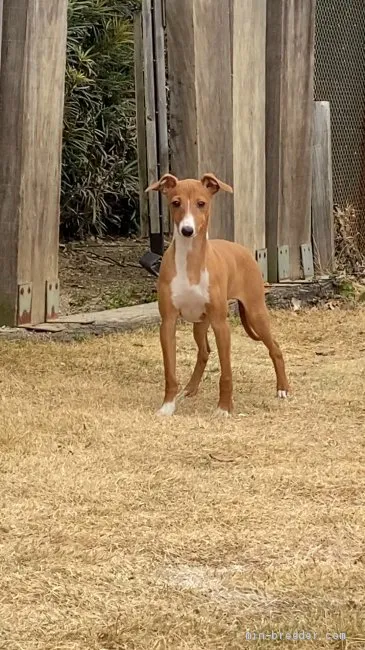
[[336, 278, 356, 299], [62, 0, 140, 239]]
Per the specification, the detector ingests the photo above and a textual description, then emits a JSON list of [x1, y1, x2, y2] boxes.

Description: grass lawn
[[0, 308, 364, 649]]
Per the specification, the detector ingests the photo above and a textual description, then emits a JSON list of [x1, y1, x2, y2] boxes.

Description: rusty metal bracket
[[17, 283, 32, 326], [255, 248, 268, 283], [278, 245, 290, 281], [300, 243, 314, 279], [46, 279, 60, 321]]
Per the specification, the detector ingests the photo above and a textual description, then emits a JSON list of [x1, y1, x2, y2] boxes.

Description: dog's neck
[[173, 224, 208, 282]]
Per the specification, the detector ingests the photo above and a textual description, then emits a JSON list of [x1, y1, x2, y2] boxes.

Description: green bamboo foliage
[[62, 0, 140, 238]]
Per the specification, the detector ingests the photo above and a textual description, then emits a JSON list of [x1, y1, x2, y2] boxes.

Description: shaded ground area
[[0, 309, 365, 649], [58, 237, 365, 318], [59, 237, 159, 315]]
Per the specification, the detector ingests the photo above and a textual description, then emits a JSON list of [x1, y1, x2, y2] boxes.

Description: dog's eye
[[197, 200, 206, 208], [172, 199, 181, 208]]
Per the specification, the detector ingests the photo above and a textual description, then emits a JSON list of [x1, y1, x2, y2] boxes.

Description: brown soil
[[58, 236, 365, 318], [59, 236, 159, 315]]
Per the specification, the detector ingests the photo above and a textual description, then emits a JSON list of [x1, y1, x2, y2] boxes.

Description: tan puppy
[[146, 173, 289, 416]]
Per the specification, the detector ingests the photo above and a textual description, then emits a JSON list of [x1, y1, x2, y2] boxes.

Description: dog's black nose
[[181, 226, 194, 237]]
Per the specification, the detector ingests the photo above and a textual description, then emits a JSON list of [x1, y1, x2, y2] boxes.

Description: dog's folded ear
[[145, 174, 178, 194], [201, 173, 233, 195]]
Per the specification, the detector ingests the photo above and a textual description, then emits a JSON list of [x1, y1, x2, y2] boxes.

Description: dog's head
[[145, 173, 233, 239]]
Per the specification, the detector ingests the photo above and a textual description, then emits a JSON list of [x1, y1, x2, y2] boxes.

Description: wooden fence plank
[[168, 0, 275, 243], [312, 101, 334, 272], [0, 1, 3, 55], [166, 0, 234, 243], [153, 0, 170, 234], [166, 0, 198, 180], [142, 0, 160, 236], [266, 0, 316, 281], [134, 13, 149, 238], [232, 0, 266, 252], [0, 0, 67, 326], [191, 0, 234, 240], [265, 0, 283, 283]]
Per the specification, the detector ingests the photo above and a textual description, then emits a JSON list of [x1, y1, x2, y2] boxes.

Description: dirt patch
[[58, 236, 365, 318], [0, 309, 365, 648], [59, 236, 159, 315]]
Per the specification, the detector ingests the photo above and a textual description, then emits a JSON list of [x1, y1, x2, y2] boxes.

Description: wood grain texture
[[166, 0, 197, 180], [266, 0, 316, 281], [153, 0, 170, 233], [312, 101, 334, 272], [142, 0, 160, 234], [166, 0, 233, 241], [265, 278, 336, 309], [134, 13, 149, 238], [232, 0, 266, 251], [194, 0, 233, 240], [0, 1, 3, 60], [0, 0, 67, 326], [265, 0, 283, 282], [0, 0, 18, 325]]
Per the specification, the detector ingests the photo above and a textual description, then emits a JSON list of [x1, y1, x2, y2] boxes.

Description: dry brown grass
[[1, 309, 365, 649], [334, 205, 365, 274]]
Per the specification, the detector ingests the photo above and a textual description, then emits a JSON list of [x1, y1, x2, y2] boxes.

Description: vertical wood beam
[[0, 0, 67, 325], [166, 0, 233, 241], [312, 101, 334, 273], [166, 0, 197, 181], [153, 0, 170, 234], [134, 12, 149, 238], [232, 0, 266, 251], [194, 0, 233, 240], [266, 0, 316, 281], [142, 0, 160, 241]]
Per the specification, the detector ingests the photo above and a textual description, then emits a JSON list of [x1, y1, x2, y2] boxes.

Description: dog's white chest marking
[[170, 232, 209, 323]]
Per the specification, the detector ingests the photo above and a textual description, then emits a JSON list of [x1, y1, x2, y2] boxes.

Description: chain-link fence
[[314, 0, 365, 255]]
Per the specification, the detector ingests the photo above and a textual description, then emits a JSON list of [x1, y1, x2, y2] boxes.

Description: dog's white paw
[[216, 408, 231, 418], [157, 401, 176, 416], [277, 390, 288, 399]]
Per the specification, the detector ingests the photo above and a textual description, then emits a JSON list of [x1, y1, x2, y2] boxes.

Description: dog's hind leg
[[184, 318, 210, 397], [237, 300, 289, 398]]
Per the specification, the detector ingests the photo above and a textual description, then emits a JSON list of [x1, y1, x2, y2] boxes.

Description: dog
[[146, 172, 289, 416]]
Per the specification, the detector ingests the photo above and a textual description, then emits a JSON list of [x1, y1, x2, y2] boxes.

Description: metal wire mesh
[[314, 0, 365, 253]]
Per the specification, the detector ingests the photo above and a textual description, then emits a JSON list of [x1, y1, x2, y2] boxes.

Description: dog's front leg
[[158, 314, 179, 415], [211, 316, 233, 415]]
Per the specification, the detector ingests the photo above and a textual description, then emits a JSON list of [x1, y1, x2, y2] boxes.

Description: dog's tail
[[237, 301, 260, 341]]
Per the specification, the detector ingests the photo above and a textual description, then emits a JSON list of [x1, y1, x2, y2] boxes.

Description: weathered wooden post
[[0, 0, 67, 326], [134, 12, 149, 239], [312, 101, 335, 273], [266, 0, 316, 281], [166, 0, 234, 242], [136, 0, 169, 254], [166, 0, 266, 257], [232, 0, 266, 257]]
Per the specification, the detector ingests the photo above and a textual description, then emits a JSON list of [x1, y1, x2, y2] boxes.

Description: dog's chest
[[170, 244, 209, 323]]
